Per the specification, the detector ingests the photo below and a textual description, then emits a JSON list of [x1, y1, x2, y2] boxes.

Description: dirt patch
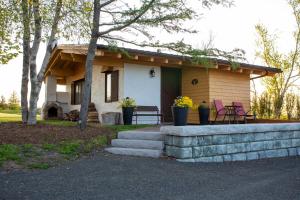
[[0, 122, 114, 144]]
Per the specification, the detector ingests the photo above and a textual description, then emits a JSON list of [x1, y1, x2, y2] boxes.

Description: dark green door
[[161, 67, 182, 122]]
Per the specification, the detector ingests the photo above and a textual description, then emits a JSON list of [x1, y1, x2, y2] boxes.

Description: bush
[[285, 93, 296, 120]]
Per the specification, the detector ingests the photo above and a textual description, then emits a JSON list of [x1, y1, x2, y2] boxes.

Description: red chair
[[213, 100, 228, 123], [232, 102, 256, 123]]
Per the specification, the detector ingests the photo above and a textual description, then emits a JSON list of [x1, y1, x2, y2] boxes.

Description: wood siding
[[182, 68, 251, 123], [208, 69, 250, 121], [182, 67, 209, 124]]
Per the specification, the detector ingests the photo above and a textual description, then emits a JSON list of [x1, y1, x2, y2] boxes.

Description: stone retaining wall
[[161, 123, 300, 162]]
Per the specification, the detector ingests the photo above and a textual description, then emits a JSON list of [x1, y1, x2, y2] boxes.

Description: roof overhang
[[45, 44, 282, 79]]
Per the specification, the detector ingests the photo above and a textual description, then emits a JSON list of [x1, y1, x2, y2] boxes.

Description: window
[[71, 79, 84, 105], [105, 70, 119, 102]]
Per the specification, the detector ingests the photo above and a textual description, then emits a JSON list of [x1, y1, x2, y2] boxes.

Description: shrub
[[285, 93, 296, 120]]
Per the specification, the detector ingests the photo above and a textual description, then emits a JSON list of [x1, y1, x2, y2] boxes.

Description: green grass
[[0, 144, 20, 165], [0, 112, 22, 122], [82, 135, 108, 153], [0, 112, 41, 122], [38, 119, 76, 127], [58, 140, 82, 155], [0, 112, 75, 127], [21, 144, 41, 157], [42, 143, 57, 151], [0, 109, 21, 115], [28, 162, 50, 169]]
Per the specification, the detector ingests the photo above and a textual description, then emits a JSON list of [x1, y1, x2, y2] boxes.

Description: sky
[[0, 0, 296, 107]]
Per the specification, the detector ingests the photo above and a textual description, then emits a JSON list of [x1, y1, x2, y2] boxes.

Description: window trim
[[71, 78, 85, 105], [105, 70, 119, 103]]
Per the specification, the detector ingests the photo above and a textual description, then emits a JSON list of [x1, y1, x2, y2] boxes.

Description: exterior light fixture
[[191, 78, 198, 85], [150, 68, 155, 78]]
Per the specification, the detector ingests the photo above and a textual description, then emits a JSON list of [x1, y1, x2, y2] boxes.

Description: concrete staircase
[[105, 130, 165, 158]]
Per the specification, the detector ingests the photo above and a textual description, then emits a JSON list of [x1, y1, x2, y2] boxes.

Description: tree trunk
[[79, 0, 100, 130], [27, 0, 62, 125], [21, 0, 30, 123], [27, 0, 41, 125], [274, 95, 284, 119]]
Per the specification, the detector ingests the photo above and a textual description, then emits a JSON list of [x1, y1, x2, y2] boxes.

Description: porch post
[[45, 75, 57, 102]]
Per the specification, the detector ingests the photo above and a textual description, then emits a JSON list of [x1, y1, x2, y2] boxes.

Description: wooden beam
[[45, 52, 62, 77], [149, 57, 154, 62], [236, 68, 243, 73], [61, 52, 85, 63], [95, 50, 104, 56], [220, 65, 231, 71]]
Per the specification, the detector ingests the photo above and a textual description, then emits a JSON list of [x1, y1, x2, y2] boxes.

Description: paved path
[[1, 153, 300, 200]]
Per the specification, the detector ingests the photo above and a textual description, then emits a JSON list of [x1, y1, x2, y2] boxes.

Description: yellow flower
[[174, 96, 193, 108]]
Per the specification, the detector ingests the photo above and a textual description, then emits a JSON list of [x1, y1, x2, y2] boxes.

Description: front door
[[161, 67, 182, 122]]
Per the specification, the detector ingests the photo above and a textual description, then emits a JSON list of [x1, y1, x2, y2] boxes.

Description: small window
[[105, 70, 119, 102], [71, 79, 84, 105]]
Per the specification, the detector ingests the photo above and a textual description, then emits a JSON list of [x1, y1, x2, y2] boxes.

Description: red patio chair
[[232, 102, 256, 123], [213, 99, 228, 123]]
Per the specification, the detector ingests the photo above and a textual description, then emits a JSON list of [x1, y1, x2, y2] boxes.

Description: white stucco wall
[[123, 63, 161, 124], [91, 65, 124, 123]]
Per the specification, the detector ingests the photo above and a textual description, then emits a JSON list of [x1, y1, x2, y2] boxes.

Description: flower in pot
[[119, 97, 136, 125], [172, 96, 193, 126], [198, 101, 210, 125]]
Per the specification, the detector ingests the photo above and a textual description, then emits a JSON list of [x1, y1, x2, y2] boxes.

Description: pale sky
[[0, 0, 296, 107]]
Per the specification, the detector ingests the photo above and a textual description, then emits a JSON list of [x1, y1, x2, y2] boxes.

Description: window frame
[[105, 70, 119, 103], [71, 78, 85, 105]]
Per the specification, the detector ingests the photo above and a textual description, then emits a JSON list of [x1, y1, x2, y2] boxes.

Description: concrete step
[[105, 147, 163, 158], [111, 139, 164, 150], [118, 131, 164, 141]]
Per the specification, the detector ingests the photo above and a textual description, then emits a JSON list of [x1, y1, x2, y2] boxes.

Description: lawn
[[0, 111, 155, 171]]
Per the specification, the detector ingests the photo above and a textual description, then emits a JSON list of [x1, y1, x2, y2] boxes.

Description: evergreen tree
[[8, 91, 20, 110]]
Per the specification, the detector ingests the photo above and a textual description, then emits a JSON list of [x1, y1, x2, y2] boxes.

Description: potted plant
[[119, 97, 136, 125], [172, 96, 193, 126], [198, 101, 210, 125]]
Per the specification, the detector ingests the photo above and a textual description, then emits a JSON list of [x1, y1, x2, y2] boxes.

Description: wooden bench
[[133, 106, 163, 125]]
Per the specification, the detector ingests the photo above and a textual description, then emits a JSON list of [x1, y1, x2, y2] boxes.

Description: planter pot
[[198, 107, 210, 125], [172, 106, 188, 126], [122, 107, 134, 125]]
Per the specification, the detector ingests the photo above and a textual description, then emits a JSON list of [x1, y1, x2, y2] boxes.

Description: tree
[[0, 2, 20, 64], [255, 0, 300, 119], [25, 0, 63, 125], [0, 95, 7, 109], [78, 0, 244, 129], [8, 91, 20, 110], [16, 0, 87, 124], [285, 93, 296, 120]]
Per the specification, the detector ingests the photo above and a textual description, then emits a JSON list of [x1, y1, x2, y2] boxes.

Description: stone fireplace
[[42, 102, 63, 120]]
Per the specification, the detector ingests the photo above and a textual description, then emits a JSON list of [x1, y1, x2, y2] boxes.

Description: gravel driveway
[[1, 152, 299, 200]]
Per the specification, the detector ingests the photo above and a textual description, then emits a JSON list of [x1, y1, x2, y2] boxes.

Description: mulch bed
[[0, 123, 114, 145]]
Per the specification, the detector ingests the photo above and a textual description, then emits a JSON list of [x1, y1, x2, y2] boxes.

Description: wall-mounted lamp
[[150, 68, 155, 78], [191, 78, 198, 85]]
